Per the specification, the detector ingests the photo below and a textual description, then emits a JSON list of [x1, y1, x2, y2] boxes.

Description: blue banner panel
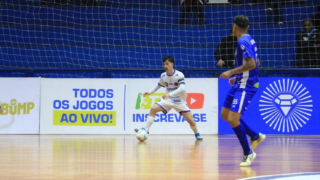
[[218, 78, 320, 135]]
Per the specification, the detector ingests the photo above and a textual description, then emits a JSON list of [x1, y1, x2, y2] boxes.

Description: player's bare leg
[[181, 111, 203, 140], [221, 107, 230, 122], [221, 107, 265, 150], [223, 110, 255, 166], [134, 104, 164, 133]]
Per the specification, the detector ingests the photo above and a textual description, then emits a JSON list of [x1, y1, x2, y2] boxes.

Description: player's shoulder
[[174, 70, 185, 77], [160, 72, 166, 78], [239, 34, 252, 42], [239, 34, 256, 46]]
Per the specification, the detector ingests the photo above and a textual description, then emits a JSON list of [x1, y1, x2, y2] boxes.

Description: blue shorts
[[223, 87, 257, 115]]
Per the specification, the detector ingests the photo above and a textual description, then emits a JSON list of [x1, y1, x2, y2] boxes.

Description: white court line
[[237, 172, 320, 180]]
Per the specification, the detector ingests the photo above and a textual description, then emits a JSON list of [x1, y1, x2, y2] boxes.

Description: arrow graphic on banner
[[186, 93, 204, 109], [190, 98, 196, 105]]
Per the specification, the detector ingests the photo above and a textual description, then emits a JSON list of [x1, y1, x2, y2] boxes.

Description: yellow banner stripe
[[53, 110, 116, 126]]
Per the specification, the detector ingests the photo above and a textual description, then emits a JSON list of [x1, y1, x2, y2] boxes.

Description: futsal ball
[[136, 129, 148, 142]]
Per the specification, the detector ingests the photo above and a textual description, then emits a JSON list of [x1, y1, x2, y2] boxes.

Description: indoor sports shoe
[[134, 128, 149, 134], [251, 133, 266, 150], [195, 133, 203, 140], [266, 8, 273, 12], [239, 151, 256, 167]]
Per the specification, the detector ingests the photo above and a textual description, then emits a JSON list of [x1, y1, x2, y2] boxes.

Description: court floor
[[0, 135, 319, 180]]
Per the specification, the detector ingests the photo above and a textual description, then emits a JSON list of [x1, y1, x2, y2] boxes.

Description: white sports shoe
[[134, 128, 149, 134], [239, 151, 256, 167], [251, 133, 266, 150], [266, 8, 273, 12]]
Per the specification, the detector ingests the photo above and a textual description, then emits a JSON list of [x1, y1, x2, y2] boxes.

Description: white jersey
[[158, 70, 187, 102]]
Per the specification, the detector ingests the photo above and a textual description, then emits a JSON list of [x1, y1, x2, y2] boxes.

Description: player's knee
[[227, 119, 240, 128], [150, 106, 161, 115], [221, 113, 228, 121]]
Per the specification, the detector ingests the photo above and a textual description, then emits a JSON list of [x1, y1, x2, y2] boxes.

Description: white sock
[[190, 124, 198, 134], [145, 116, 155, 132]]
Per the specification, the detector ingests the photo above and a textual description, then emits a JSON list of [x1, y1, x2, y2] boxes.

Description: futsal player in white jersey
[[220, 15, 266, 167], [135, 56, 203, 140]]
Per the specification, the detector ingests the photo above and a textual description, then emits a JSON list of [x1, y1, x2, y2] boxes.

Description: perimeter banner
[[40, 79, 127, 134], [0, 78, 40, 134], [218, 78, 319, 135]]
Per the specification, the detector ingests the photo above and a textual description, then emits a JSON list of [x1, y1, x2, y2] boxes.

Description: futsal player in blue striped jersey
[[220, 15, 266, 167]]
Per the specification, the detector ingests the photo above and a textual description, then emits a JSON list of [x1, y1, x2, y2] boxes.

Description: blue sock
[[233, 124, 252, 155], [240, 118, 259, 141]]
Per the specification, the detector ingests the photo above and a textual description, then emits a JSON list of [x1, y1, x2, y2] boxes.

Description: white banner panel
[[208, 0, 229, 4], [0, 78, 40, 134], [40, 79, 127, 134], [40, 78, 218, 134], [126, 78, 218, 134]]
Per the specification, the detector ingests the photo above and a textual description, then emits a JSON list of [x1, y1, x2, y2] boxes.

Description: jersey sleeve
[[238, 40, 255, 60], [177, 72, 185, 85], [158, 74, 165, 87]]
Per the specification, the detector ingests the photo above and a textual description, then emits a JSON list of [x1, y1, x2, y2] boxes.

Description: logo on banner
[[0, 99, 35, 115], [135, 93, 163, 109], [135, 93, 204, 109], [186, 93, 204, 109], [259, 79, 313, 132]]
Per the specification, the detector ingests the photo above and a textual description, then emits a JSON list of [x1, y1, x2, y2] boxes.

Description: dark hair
[[303, 19, 313, 25], [163, 56, 174, 63], [234, 15, 249, 29], [229, 28, 233, 34]]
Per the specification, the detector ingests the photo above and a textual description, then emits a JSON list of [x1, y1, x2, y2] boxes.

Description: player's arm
[[143, 76, 165, 97], [220, 41, 257, 79], [229, 77, 236, 86], [230, 57, 256, 74], [162, 84, 185, 99], [257, 58, 261, 67], [143, 83, 164, 97], [162, 75, 185, 99], [220, 57, 256, 79]]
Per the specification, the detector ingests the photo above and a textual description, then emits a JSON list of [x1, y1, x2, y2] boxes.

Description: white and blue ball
[[136, 129, 148, 142]]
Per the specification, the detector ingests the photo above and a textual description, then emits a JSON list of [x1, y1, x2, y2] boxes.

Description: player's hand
[[142, 92, 150, 97], [217, 60, 225, 67], [162, 94, 170, 99], [220, 70, 232, 79], [229, 77, 236, 86]]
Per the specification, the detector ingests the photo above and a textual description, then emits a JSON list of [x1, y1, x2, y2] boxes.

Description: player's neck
[[236, 32, 247, 40], [166, 69, 174, 76]]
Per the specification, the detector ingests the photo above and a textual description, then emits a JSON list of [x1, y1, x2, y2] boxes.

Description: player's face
[[163, 60, 173, 72], [304, 21, 313, 33]]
